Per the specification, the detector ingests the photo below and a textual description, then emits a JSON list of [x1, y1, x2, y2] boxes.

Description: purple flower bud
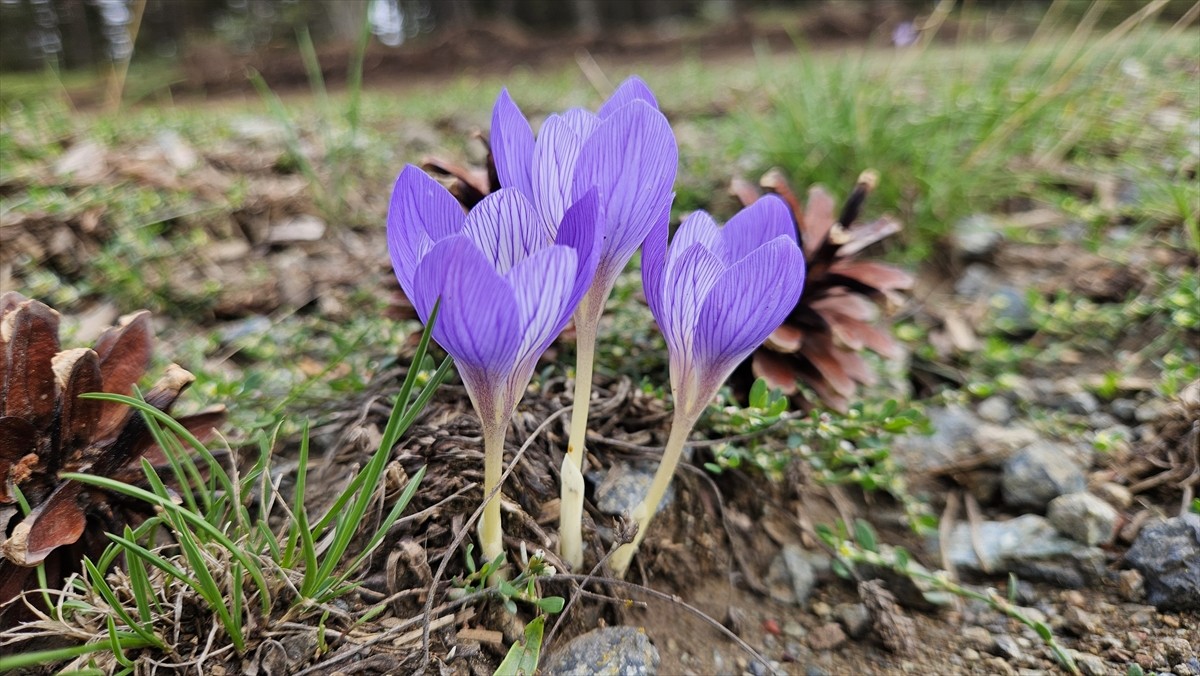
[[387, 165, 601, 429], [490, 76, 678, 301], [641, 195, 806, 418]]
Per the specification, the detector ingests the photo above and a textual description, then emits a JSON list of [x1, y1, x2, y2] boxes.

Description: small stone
[[989, 286, 1034, 334], [1002, 442, 1087, 510], [963, 626, 993, 652], [1126, 514, 1200, 611], [1160, 637, 1193, 663], [1135, 399, 1172, 423], [542, 626, 659, 676], [974, 424, 1041, 459], [1118, 569, 1146, 601], [1062, 606, 1099, 636], [805, 667, 830, 676], [782, 621, 805, 639], [992, 635, 1022, 661], [962, 648, 981, 661], [1048, 492, 1119, 545], [894, 405, 981, 470], [268, 214, 326, 243], [807, 623, 847, 651], [1111, 398, 1139, 423], [955, 263, 998, 297], [936, 515, 1105, 586], [1094, 482, 1134, 510], [810, 601, 832, 619], [953, 214, 1004, 259], [54, 140, 109, 184], [764, 544, 818, 607], [1061, 590, 1086, 607], [595, 464, 673, 518], [836, 603, 872, 639], [1063, 390, 1100, 415], [1075, 653, 1110, 676], [978, 396, 1013, 423]]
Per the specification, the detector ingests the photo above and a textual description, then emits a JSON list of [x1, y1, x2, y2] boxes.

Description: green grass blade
[[494, 615, 545, 676], [82, 558, 164, 650], [0, 639, 152, 672], [64, 470, 272, 615]]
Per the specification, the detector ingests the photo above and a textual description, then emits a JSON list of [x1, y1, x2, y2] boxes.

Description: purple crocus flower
[[488, 76, 678, 568], [610, 194, 806, 577], [387, 164, 601, 566]]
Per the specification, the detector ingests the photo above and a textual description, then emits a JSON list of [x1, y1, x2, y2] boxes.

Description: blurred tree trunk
[[325, 0, 367, 42], [572, 0, 600, 32]]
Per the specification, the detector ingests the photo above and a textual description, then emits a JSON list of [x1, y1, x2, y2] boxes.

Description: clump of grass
[[0, 312, 451, 671], [750, 3, 1198, 263]]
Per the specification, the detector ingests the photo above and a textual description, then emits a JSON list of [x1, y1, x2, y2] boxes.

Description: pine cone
[[0, 293, 224, 621], [729, 169, 913, 412]]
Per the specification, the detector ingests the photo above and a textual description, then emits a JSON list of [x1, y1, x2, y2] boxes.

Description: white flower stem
[[559, 294, 602, 569], [609, 404, 699, 579], [480, 420, 507, 580]]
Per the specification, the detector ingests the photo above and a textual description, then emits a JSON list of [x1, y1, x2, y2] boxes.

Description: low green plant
[[818, 520, 1080, 676]]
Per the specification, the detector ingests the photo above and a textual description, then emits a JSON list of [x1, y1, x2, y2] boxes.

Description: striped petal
[[598, 75, 660, 117], [716, 194, 797, 265], [411, 236, 521, 376], [532, 114, 586, 231], [694, 237, 806, 384], [461, 188, 549, 274], [572, 100, 678, 275], [387, 164, 467, 299], [491, 88, 536, 202]]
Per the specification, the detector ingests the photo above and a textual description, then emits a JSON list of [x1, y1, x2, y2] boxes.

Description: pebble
[[1062, 606, 1099, 635], [594, 464, 674, 518], [1047, 492, 1119, 545], [836, 603, 872, 639], [936, 515, 1105, 587], [1075, 653, 1110, 676], [1126, 513, 1200, 611], [1094, 482, 1134, 510], [953, 214, 1005, 259], [1160, 637, 1194, 663], [1135, 399, 1172, 423], [764, 544, 817, 607], [1002, 441, 1087, 509], [542, 626, 659, 676], [1063, 390, 1101, 415], [807, 623, 847, 651], [894, 405, 980, 469], [1111, 398, 1139, 423], [963, 626, 993, 652], [978, 395, 1014, 423]]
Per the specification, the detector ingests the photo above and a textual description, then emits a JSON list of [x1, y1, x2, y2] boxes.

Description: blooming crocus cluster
[[387, 166, 600, 566], [490, 77, 677, 569], [388, 76, 807, 580], [609, 196, 806, 577]]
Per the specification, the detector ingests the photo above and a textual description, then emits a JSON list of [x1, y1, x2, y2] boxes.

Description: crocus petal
[[387, 164, 466, 294], [693, 237, 806, 383], [562, 107, 601, 140], [666, 211, 720, 274], [462, 188, 549, 274], [598, 75, 660, 117], [572, 100, 678, 274], [639, 202, 670, 322], [553, 189, 602, 311], [716, 194, 798, 266], [491, 88, 536, 202], [532, 114, 585, 231], [411, 236, 522, 375], [506, 245, 579, 371], [661, 243, 724, 356]]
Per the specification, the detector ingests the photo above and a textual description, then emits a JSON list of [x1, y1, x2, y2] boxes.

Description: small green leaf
[[494, 615, 544, 676], [893, 546, 910, 571], [853, 519, 878, 553], [536, 596, 565, 614], [749, 378, 769, 409], [830, 559, 851, 579]]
